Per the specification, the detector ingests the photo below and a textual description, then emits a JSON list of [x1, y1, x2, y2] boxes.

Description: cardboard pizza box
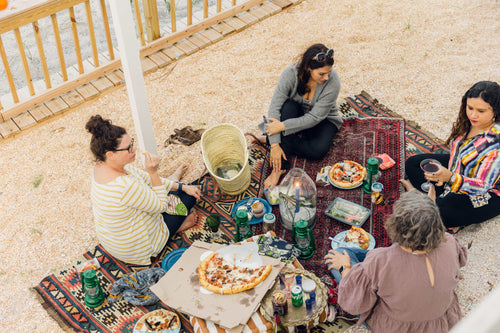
[[150, 241, 284, 331]]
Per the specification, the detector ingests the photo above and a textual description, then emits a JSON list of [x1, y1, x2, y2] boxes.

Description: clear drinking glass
[[419, 158, 442, 192], [280, 266, 296, 299], [206, 214, 221, 241]]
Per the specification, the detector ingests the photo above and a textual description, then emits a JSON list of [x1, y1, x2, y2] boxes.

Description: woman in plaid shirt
[[402, 81, 500, 234]]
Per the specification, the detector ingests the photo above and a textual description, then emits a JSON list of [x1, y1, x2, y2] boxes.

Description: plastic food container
[[263, 186, 281, 205], [325, 197, 371, 227]]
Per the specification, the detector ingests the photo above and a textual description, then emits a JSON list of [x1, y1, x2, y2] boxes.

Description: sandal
[[165, 126, 204, 146]]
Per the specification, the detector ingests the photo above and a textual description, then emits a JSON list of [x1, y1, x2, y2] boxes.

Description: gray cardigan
[[267, 63, 342, 145]]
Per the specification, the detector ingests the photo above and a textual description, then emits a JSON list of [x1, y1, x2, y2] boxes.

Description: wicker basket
[[201, 123, 251, 196]]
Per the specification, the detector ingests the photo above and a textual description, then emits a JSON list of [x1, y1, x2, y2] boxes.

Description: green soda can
[[291, 285, 303, 307]]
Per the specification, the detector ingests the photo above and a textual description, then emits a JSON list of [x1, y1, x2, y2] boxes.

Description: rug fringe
[[31, 287, 81, 333], [359, 90, 447, 146]]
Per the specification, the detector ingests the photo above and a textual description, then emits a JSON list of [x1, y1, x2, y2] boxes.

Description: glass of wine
[[280, 266, 296, 299], [206, 214, 221, 242], [419, 158, 442, 192]]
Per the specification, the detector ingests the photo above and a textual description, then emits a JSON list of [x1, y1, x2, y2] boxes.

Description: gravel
[[0, 0, 499, 331]]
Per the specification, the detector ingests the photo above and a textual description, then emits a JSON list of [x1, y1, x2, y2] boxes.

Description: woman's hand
[[144, 152, 162, 187], [424, 165, 454, 186], [324, 249, 351, 271], [183, 184, 201, 201], [144, 152, 160, 173], [265, 118, 285, 136], [270, 143, 287, 171]]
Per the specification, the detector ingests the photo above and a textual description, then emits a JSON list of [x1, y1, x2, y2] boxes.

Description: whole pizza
[[198, 252, 272, 294], [329, 160, 367, 188]]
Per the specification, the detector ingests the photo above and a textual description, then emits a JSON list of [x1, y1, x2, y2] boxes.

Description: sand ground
[[0, 0, 499, 331]]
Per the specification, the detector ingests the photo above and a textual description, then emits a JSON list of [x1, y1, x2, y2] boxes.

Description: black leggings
[[406, 154, 500, 228], [276, 99, 339, 169], [161, 190, 197, 239]]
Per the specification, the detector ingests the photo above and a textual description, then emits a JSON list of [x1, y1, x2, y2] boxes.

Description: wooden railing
[[0, 0, 288, 134]]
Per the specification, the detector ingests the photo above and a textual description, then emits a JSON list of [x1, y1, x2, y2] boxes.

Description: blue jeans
[[329, 247, 369, 284]]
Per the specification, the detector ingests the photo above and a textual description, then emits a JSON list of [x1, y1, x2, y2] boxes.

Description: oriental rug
[[33, 92, 448, 333]]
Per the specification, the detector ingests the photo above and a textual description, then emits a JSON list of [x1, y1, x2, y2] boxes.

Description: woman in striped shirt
[[402, 81, 500, 234], [86, 115, 201, 265]]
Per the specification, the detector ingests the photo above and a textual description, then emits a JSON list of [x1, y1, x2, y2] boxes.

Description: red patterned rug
[[33, 92, 448, 332]]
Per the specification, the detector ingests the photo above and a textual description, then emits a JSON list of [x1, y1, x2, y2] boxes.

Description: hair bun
[[85, 115, 113, 138]]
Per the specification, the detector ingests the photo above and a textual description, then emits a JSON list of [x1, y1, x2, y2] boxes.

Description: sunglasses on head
[[313, 49, 334, 62], [114, 138, 134, 153]]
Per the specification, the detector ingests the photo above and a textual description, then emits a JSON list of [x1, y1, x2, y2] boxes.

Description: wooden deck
[[0, 0, 301, 140]]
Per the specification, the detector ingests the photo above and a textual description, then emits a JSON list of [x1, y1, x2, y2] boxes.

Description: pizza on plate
[[344, 226, 371, 250], [135, 309, 180, 332], [198, 252, 272, 294], [329, 160, 367, 188]]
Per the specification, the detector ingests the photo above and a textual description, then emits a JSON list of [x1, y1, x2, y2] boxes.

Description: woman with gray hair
[[324, 189, 467, 332]]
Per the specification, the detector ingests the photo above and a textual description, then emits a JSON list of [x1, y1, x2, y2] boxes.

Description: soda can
[[291, 285, 303, 307]]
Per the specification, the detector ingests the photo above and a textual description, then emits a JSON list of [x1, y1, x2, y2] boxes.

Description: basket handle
[[244, 132, 271, 165]]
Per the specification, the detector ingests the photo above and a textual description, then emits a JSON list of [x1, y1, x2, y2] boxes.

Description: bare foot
[[177, 211, 198, 233], [264, 169, 286, 188], [252, 135, 266, 144], [447, 226, 464, 235], [428, 183, 436, 202], [399, 179, 415, 191], [168, 163, 188, 182]]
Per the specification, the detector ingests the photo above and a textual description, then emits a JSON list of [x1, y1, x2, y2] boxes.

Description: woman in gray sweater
[[258, 43, 342, 187]]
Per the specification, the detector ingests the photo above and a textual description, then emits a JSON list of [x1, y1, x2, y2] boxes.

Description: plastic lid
[[295, 219, 308, 228], [236, 209, 249, 220], [371, 182, 384, 192], [302, 279, 316, 292], [263, 213, 275, 223]]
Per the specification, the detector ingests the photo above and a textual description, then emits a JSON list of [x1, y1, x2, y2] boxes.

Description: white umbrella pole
[[108, 0, 157, 154]]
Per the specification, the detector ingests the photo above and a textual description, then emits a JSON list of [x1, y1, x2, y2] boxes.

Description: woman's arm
[[438, 135, 500, 195], [281, 70, 341, 136], [120, 173, 170, 214], [267, 65, 297, 145]]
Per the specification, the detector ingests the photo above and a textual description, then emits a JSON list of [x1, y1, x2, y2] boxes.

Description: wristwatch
[[178, 182, 184, 191], [339, 265, 351, 275]]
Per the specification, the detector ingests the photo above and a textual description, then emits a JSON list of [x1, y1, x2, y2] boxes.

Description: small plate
[[231, 198, 272, 225], [161, 248, 188, 272], [330, 230, 375, 251], [328, 178, 363, 189]]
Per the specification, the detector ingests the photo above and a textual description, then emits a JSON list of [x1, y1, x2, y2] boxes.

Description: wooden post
[[107, 0, 157, 155], [143, 0, 161, 42]]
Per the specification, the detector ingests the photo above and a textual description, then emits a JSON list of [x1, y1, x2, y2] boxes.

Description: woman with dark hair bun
[[402, 81, 500, 233], [253, 43, 342, 187], [86, 115, 201, 265]]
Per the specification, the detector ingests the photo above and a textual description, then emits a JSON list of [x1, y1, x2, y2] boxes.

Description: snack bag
[[374, 153, 395, 170], [316, 166, 331, 186]]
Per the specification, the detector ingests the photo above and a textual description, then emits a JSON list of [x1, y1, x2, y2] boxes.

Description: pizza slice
[[135, 309, 180, 332], [344, 226, 371, 250], [198, 252, 272, 294]]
